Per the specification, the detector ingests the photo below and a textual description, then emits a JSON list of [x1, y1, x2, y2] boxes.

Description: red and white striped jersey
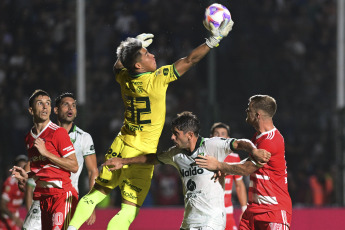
[[25, 121, 76, 196], [247, 128, 292, 215], [224, 153, 242, 214]]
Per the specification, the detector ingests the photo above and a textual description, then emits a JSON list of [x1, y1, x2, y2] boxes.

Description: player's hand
[[101, 157, 124, 171], [211, 170, 224, 183], [10, 166, 28, 181], [34, 138, 49, 157], [204, 19, 234, 38], [205, 19, 234, 48], [10, 166, 28, 191], [195, 155, 220, 171], [252, 149, 271, 165], [136, 33, 154, 48], [86, 210, 96, 225]]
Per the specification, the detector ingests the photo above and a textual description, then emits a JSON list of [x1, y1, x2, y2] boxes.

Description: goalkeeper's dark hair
[[55, 92, 76, 107], [116, 37, 142, 72], [210, 122, 230, 137], [29, 89, 50, 107], [249, 94, 277, 117], [171, 111, 200, 136]]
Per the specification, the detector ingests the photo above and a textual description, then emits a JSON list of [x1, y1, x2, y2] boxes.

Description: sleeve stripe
[[64, 151, 76, 158], [172, 64, 180, 78]]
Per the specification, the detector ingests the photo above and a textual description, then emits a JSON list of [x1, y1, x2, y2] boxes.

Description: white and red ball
[[204, 3, 231, 28]]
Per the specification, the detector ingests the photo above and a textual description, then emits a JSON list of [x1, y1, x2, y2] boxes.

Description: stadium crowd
[[0, 0, 338, 208]]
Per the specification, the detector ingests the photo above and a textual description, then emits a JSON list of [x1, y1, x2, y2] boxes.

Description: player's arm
[[231, 139, 271, 165], [25, 181, 34, 210], [234, 178, 247, 214], [101, 154, 159, 171], [174, 44, 211, 76], [84, 154, 99, 225], [85, 154, 99, 191], [196, 156, 259, 176], [34, 137, 78, 173]]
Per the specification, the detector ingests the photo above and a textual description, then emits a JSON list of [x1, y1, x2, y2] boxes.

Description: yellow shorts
[[95, 136, 154, 206]]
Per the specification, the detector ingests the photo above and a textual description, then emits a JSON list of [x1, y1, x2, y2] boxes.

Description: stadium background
[[1, 0, 344, 229]]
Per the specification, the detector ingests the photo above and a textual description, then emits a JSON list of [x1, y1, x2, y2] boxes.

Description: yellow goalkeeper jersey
[[116, 64, 180, 153]]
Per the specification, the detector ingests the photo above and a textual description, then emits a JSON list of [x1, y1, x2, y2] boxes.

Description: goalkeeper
[[68, 18, 234, 230]]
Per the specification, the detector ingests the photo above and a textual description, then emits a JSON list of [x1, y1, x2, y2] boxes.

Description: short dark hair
[[29, 89, 50, 107], [249, 94, 277, 117], [116, 37, 142, 72], [14, 154, 28, 166], [210, 122, 230, 136], [55, 92, 76, 107], [171, 111, 200, 135]]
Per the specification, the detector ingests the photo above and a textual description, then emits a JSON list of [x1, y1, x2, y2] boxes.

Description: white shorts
[[22, 200, 41, 230]]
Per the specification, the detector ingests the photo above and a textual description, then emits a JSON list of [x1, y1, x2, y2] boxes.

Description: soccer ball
[[204, 3, 231, 28]]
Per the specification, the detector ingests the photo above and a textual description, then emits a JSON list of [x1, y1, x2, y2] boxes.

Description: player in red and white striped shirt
[[11, 89, 79, 230], [197, 95, 291, 230]]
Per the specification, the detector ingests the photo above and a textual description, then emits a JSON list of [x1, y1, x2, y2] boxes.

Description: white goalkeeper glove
[[136, 33, 154, 48], [204, 19, 234, 48]]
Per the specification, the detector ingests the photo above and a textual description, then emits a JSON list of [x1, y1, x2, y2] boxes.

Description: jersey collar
[[191, 136, 204, 154], [68, 123, 76, 134], [130, 71, 151, 78]]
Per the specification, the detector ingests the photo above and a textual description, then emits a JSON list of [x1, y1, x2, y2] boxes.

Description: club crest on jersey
[[180, 166, 204, 177], [163, 68, 169, 76]]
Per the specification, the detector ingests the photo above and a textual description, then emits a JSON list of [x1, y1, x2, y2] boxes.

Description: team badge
[[163, 68, 169, 76]]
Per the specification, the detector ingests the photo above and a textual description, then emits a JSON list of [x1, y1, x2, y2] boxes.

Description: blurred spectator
[[152, 165, 182, 206], [0, 155, 27, 230]]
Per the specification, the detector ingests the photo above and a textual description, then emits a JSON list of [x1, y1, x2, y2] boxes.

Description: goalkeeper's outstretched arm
[[174, 18, 234, 76]]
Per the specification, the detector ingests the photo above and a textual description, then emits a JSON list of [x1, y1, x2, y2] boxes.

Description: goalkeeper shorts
[[95, 136, 154, 206]]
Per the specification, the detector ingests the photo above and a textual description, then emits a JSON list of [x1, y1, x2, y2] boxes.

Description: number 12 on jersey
[[126, 96, 151, 125]]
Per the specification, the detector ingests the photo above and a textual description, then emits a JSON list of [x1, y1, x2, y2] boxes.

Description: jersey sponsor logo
[[31, 155, 47, 162], [180, 167, 204, 178], [122, 190, 138, 200], [63, 145, 74, 152], [186, 179, 196, 191], [136, 86, 144, 93], [106, 147, 122, 158], [125, 122, 144, 132], [82, 196, 95, 205], [90, 145, 95, 151], [98, 178, 109, 183], [163, 68, 169, 76], [123, 179, 142, 193]]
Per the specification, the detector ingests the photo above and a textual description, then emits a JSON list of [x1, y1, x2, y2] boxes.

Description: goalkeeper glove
[[204, 19, 234, 48], [136, 33, 154, 48]]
